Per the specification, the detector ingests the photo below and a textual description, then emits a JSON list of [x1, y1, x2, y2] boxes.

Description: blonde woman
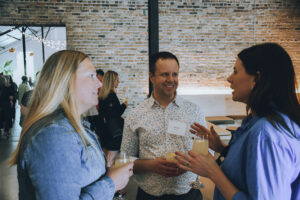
[[98, 70, 128, 167], [9, 50, 133, 200]]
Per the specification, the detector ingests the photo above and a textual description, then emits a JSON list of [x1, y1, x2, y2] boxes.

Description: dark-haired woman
[[176, 43, 300, 200]]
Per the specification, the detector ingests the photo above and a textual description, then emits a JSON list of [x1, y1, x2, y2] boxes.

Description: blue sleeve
[[24, 125, 115, 200], [233, 130, 294, 200]]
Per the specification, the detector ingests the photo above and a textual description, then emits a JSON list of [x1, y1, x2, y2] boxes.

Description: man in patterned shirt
[[121, 52, 206, 200]]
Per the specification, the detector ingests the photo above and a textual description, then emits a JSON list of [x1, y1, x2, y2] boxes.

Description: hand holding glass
[[113, 152, 136, 168], [190, 135, 209, 189], [112, 152, 136, 200], [165, 152, 178, 163]]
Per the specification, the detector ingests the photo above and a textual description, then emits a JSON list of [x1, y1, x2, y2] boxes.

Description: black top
[[97, 92, 126, 150], [98, 92, 126, 120]]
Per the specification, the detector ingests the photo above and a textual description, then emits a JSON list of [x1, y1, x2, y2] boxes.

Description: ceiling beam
[[6, 34, 21, 41], [0, 26, 19, 37]]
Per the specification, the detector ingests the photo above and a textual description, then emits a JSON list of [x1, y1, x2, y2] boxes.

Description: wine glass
[[189, 135, 209, 189], [112, 152, 136, 200]]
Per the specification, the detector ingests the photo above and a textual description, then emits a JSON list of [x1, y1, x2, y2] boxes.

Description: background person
[[19, 72, 40, 127], [8, 50, 133, 200], [175, 43, 300, 200], [19, 90, 33, 127], [84, 69, 104, 132], [0, 74, 8, 137], [7, 75, 18, 121], [96, 69, 104, 87], [18, 75, 29, 105], [0, 75, 14, 138], [98, 70, 127, 167]]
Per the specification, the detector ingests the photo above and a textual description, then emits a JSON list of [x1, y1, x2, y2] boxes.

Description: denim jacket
[[17, 109, 115, 200]]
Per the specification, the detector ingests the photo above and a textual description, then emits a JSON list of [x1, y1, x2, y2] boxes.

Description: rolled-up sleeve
[[24, 125, 115, 200]]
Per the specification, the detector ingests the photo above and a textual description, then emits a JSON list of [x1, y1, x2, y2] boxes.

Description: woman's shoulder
[[36, 119, 80, 143], [100, 92, 116, 102], [107, 92, 117, 99], [20, 114, 83, 162], [25, 112, 81, 146], [248, 114, 300, 146]]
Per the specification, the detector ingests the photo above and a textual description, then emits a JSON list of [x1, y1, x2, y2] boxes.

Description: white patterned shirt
[[120, 95, 206, 196]]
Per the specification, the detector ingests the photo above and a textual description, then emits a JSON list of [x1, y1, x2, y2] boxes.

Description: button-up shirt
[[18, 109, 115, 200], [214, 113, 300, 200], [121, 95, 206, 196]]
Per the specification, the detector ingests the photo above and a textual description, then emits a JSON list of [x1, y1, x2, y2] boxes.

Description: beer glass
[[190, 135, 208, 189]]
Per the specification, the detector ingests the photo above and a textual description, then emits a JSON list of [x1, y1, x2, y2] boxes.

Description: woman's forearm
[[210, 166, 239, 200]]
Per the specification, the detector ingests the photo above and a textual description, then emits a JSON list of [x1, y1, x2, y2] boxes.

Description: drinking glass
[[112, 152, 136, 200], [165, 152, 177, 163], [189, 135, 209, 189]]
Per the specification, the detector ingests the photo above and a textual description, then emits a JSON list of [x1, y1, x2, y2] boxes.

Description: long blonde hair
[[9, 50, 98, 165], [98, 70, 118, 100]]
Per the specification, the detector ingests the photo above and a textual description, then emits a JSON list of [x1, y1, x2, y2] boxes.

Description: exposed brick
[[0, 0, 299, 107]]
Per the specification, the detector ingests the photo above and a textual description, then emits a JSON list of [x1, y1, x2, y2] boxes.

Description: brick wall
[[160, 0, 300, 90], [0, 0, 299, 107], [0, 0, 149, 106]]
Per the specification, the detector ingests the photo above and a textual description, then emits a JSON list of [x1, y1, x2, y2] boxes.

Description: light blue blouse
[[214, 113, 300, 200], [17, 109, 115, 200]]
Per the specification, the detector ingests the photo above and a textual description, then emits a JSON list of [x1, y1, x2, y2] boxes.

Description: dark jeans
[[136, 187, 203, 200]]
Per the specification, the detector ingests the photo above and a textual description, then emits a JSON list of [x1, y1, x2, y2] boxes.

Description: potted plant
[[0, 60, 13, 75]]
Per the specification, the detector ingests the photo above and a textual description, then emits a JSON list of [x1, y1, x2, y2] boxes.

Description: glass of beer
[[112, 152, 136, 200], [165, 152, 178, 163], [191, 135, 209, 155], [113, 152, 136, 168], [190, 135, 209, 189]]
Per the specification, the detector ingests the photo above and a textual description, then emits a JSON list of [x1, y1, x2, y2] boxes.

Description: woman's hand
[[107, 162, 134, 191], [176, 151, 239, 199], [175, 151, 219, 178], [190, 122, 226, 153], [104, 150, 119, 167]]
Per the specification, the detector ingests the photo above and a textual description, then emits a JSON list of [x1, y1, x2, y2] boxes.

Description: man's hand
[[151, 157, 185, 177]]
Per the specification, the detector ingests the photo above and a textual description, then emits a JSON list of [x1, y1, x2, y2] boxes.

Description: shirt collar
[[230, 114, 260, 145], [148, 94, 182, 109]]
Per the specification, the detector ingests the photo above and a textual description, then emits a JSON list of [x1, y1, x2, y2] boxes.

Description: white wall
[[180, 94, 246, 117]]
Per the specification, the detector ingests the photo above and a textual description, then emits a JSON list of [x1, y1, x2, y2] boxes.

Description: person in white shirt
[[121, 52, 206, 200]]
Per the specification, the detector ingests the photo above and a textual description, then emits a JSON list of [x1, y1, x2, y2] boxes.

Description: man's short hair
[[21, 76, 28, 82], [96, 69, 104, 76], [149, 52, 179, 75]]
